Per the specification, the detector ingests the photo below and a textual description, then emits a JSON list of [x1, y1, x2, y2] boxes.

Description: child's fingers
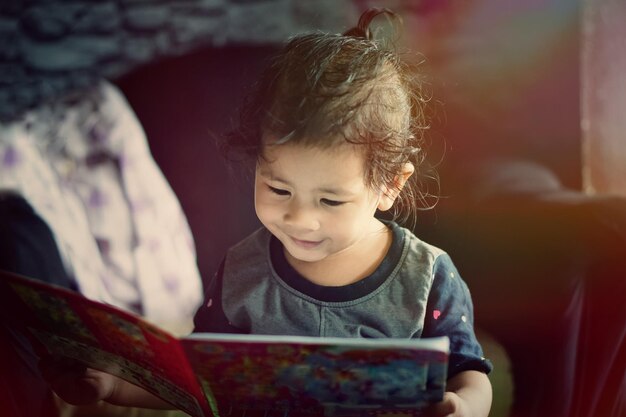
[[39, 355, 114, 405], [421, 392, 459, 416]]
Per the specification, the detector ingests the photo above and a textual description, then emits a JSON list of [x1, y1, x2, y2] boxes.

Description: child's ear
[[377, 162, 415, 211]]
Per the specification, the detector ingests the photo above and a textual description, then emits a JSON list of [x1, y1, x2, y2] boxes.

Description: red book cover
[[0, 270, 210, 417]]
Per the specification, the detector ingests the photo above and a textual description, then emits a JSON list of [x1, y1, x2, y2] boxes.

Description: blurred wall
[[581, 0, 626, 196], [392, 0, 582, 189]]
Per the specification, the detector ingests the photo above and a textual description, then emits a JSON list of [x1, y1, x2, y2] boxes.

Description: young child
[[42, 8, 493, 417]]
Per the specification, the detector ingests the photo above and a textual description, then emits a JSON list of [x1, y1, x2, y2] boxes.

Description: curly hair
[[223, 8, 439, 224]]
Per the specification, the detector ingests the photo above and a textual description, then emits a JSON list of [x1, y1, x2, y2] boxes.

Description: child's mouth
[[290, 236, 322, 249]]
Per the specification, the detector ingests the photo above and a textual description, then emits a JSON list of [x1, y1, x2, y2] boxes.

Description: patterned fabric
[[0, 80, 202, 334]]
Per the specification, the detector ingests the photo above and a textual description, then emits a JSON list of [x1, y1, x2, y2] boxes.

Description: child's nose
[[283, 201, 320, 231]]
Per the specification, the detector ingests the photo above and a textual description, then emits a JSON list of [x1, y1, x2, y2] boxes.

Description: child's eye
[[268, 185, 290, 196], [321, 198, 345, 207]]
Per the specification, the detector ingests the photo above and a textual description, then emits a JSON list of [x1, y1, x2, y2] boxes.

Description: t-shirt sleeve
[[193, 258, 244, 334], [422, 254, 493, 378]]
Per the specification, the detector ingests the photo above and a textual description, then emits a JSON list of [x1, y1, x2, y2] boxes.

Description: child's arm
[[423, 370, 492, 417], [39, 356, 174, 409]]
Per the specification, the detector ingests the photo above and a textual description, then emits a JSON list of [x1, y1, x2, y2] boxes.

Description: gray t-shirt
[[194, 221, 492, 377]]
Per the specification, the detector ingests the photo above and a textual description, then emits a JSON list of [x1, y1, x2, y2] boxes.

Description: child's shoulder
[[388, 220, 448, 260], [389, 221, 463, 279], [221, 227, 273, 278]]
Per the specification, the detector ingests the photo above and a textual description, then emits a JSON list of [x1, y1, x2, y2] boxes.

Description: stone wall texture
[[1, 0, 387, 121]]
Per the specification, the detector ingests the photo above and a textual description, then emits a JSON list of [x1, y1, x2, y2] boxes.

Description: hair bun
[[343, 7, 398, 40]]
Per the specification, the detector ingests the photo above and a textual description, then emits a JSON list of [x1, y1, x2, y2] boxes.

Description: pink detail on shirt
[[433, 310, 442, 320]]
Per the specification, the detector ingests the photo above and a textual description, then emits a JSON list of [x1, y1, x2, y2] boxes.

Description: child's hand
[[421, 370, 492, 417], [39, 355, 117, 405], [420, 392, 469, 416]]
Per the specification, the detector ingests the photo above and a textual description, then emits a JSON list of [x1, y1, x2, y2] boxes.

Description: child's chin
[[285, 247, 326, 263]]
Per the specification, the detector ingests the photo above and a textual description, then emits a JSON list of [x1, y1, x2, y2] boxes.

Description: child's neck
[[284, 220, 392, 287]]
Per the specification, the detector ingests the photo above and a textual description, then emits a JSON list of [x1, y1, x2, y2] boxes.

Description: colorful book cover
[[0, 271, 449, 417], [183, 334, 449, 417]]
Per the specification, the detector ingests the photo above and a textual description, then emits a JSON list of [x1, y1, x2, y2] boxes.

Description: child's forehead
[[257, 143, 371, 193], [259, 141, 367, 175]]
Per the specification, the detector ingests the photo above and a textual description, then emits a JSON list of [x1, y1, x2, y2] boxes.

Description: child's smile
[[254, 141, 391, 285], [289, 236, 323, 250]]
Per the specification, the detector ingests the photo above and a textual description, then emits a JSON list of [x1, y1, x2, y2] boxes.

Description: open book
[[0, 270, 449, 417]]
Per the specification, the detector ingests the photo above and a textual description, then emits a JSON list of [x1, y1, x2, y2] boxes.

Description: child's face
[[255, 142, 385, 265]]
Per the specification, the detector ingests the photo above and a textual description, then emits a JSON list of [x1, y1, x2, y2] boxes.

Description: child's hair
[[224, 8, 439, 224]]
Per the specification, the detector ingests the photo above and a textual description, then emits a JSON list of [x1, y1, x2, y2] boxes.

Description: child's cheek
[[255, 194, 283, 224]]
